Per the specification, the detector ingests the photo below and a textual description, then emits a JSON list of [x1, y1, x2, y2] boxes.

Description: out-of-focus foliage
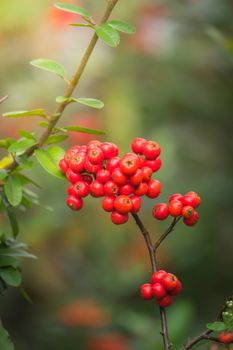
[[0, 0, 232, 349]]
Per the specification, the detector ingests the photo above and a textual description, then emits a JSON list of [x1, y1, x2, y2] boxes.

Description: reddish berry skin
[[156, 294, 173, 307], [147, 179, 161, 198], [87, 147, 104, 164], [96, 169, 111, 183], [73, 181, 90, 198], [102, 196, 115, 212], [90, 180, 105, 197], [111, 211, 129, 225], [70, 153, 86, 173], [169, 280, 182, 295], [114, 195, 132, 214], [64, 149, 78, 166], [151, 270, 168, 284], [144, 158, 162, 172], [152, 283, 167, 299], [85, 159, 103, 174], [59, 159, 68, 173], [119, 184, 134, 196], [218, 332, 233, 344], [130, 169, 144, 186], [87, 140, 102, 150], [66, 168, 82, 184], [81, 174, 93, 185], [162, 273, 178, 291], [169, 193, 183, 202], [131, 137, 147, 154], [142, 141, 161, 160], [104, 181, 119, 196], [119, 153, 139, 176], [101, 142, 119, 158], [106, 157, 120, 172], [67, 184, 76, 196], [111, 168, 128, 186], [130, 195, 141, 213], [186, 191, 201, 207], [183, 211, 199, 226], [152, 203, 169, 220], [181, 195, 196, 207], [141, 166, 153, 181], [138, 155, 146, 168], [66, 196, 83, 211], [134, 182, 148, 196], [141, 283, 153, 300], [169, 200, 183, 217], [182, 205, 194, 219]]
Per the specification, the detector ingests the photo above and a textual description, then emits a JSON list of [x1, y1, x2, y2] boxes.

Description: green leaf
[[15, 155, 34, 170], [0, 190, 20, 238], [44, 134, 68, 145], [0, 267, 21, 287], [0, 249, 36, 259], [18, 130, 36, 141], [4, 175, 22, 207], [64, 125, 105, 135], [8, 139, 36, 154], [0, 139, 15, 149], [0, 325, 15, 350], [30, 59, 67, 80], [0, 256, 19, 269], [73, 97, 104, 109], [0, 170, 8, 181], [206, 321, 227, 332], [47, 145, 65, 166], [108, 20, 136, 34], [95, 24, 120, 47], [18, 285, 33, 304], [16, 174, 41, 188], [56, 96, 70, 104], [2, 109, 45, 118], [54, 2, 91, 18], [69, 23, 93, 28], [35, 148, 65, 179]]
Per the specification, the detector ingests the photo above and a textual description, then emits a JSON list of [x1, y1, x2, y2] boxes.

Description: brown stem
[[4, 0, 119, 172], [181, 330, 212, 350], [154, 217, 181, 251], [131, 213, 171, 350]]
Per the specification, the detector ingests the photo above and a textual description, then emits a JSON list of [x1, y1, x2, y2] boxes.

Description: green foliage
[[2, 109, 45, 118], [8, 138, 36, 154], [54, 2, 91, 19], [108, 20, 136, 34], [0, 326, 14, 350], [44, 134, 68, 145], [35, 146, 65, 179], [30, 58, 67, 80], [64, 125, 105, 135], [0, 267, 21, 287], [0, 170, 8, 181], [56, 96, 104, 109], [0, 236, 36, 260], [15, 155, 34, 170], [95, 23, 120, 47], [0, 190, 19, 238], [206, 321, 227, 332], [18, 130, 37, 141], [4, 175, 23, 207]]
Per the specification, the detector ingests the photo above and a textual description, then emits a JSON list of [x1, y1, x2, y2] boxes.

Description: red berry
[[114, 195, 132, 214], [152, 203, 169, 220], [141, 166, 153, 181], [73, 181, 90, 198], [119, 183, 134, 196], [151, 270, 167, 284], [169, 193, 183, 202], [111, 211, 129, 225], [96, 169, 111, 183], [142, 141, 161, 160], [147, 179, 161, 198], [218, 332, 233, 344], [140, 283, 153, 300], [131, 137, 147, 154], [66, 168, 82, 184], [186, 191, 201, 207], [101, 142, 119, 158], [70, 153, 86, 173], [152, 283, 167, 299], [66, 196, 83, 211], [84, 159, 103, 174], [112, 168, 128, 186], [183, 211, 199, 226], [64, 149, 78, 166], [162, 273, 178, 291], [81, 174, 93, 185], [144, 158, 162, 172], [59, 159, 68, 173], [169, 200, 183, 217], [67, 184, 76, 196], [156, 294, 172, 307], [130, 169, 144, 186], [138, 155, 146, 168], [169, 280, 182, 295], [119, 153, 139, 176], [182, 205, 194, 219], [87, 140, 102, 150], [134, 182, 148, 196], [181, 195, 196, 207], [104, 181, 119, 196], [130, 195, 141, 213], [102, 196, 115, 212], [87, 147, 104, 164], [90, 180, 105, 197], [106, 157, 120, 172]]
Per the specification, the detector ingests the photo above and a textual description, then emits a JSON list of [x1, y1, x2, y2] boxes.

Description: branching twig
[[154, 217, 181, 251]]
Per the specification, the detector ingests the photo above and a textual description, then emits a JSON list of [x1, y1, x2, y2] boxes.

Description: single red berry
[[130, 195, 141, 213], [81, 174, 93, 185], [66, 168, 82, 184], [87, 140, 102, 150], [144, 158, 162, 172], [106, 157, 120, 172], [102, 196, 115, 212], [142, 141, 161, 160], [114, 195, 132, 214], [111, 211, 129, 225], [151, 270, 168, 284], [156, 294, 173, 307], [140, 283, 153, 300], [119, 183, 134, 196], [73, 181, 90, 198], [112, 168, 128, 186], [87, 147, 104, 164], [141, 166, 153, 181], [119, 153, 139, 176], [147, 179, 161, 198], [96, 169, 111, 183], [183, 211, 199, 226], [130, 169, 144, 186], [104, 181, 119, 196], [169, 280, 182, 295], [151, 283, 167, 299], [162, 273, 178, 291], [59, 159, 68, 173], [84, 159, 103, 174], [182, 205, 194, 219], [70, 153, 86, 173], [90, 180, 105, 197], [131, 137, 147, 154], [186, 191, 201, 207], [101, 142, 119, 158], [67, 184, 76, 196], [66, 196, 83, 211], [152, 203, 169, 220], [134, 182, 148, 196], [181, 195, 197, 207], [78, 145, 87, 153], [169, 193, 183, 202], [218, 332, 233, 344], [64, 149, 76, 166], [169, 200, 183, 217], [138, 155, 146, 168]]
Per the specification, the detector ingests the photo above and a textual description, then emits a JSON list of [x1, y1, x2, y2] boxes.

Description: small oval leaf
[[30, 59, 67, 80], [54, 3, 91, 19], [44, 134, 68, 145], [2, 109, 45, 118], [206, 321, 227, 332], [108, 20, 136, 34], [74, 98, 104, 109], [35, 148, 65, 179], [4, 176, 23, 207], [64, 125, 105, 135], [8, 139, 36, 154], [95, 24, 120, 48], [0, 267, 22, 287]]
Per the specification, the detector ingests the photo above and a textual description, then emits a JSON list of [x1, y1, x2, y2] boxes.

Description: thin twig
[[154, 217, 181, 251]]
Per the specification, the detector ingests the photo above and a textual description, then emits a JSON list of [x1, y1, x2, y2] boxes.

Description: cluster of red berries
[[140, 270, 182, 307], [218, 332, 233, 344], [59, 138, 162, 224], [152, 191, 201, 226]]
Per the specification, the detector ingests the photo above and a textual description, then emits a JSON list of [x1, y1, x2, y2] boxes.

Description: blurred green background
[[0, 0, 233, 349]]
